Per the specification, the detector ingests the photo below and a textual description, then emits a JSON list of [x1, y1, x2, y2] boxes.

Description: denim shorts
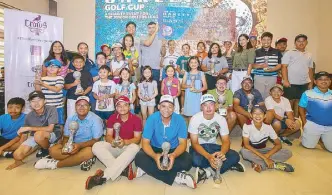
[[22, 132, 58, 148]]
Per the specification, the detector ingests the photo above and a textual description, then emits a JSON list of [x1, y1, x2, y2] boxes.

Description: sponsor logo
[[25, 15, 47, 35]]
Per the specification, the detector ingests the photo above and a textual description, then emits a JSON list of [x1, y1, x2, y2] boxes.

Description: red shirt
[[107, 112, 143, 139]]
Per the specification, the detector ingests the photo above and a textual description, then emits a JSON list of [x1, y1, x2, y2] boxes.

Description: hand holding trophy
[[73, 71, 84, 95], [62, 121, 79, 154]]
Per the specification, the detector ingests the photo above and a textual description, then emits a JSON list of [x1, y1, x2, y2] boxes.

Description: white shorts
[[140, 98, 156, 107]]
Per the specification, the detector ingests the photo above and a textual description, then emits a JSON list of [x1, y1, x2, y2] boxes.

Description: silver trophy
[[181, 60, 186, 73], [112, 122, 121, 147], [121, 82, 130, 97], [166, 80, 172, 95], [210, 58, 216, 75], [130, 47, 138, 65], [73, 71, 84, 95], [161, 142, 171, 170], [62, 121, 79, 153], [34, 65, 42, 80], [190, 75, 196, 92], [218, 95, 227, 116], [169, 60, 174, 66], [98, 99, 106, 110], [213, 157, 223, 184], [247, 93, 255, 112], [263, 56, 269, 71], [143, 82, 149, 100]]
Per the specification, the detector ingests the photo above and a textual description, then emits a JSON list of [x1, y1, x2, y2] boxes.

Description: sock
[[3, 151, 13, 158]]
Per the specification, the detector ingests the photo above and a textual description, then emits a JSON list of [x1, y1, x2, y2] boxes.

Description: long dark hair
[[187, 56, 201, 71], [77, 42, 90, 59], [119, 68, 132, 84], [140, 65, 153, 83], [43, 41, 68, 65], [237, 34, 253, 53], [208, 43, 222, 58], [122, 34, 134, 51]]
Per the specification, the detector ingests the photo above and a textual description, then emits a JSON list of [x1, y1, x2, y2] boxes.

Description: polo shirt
[[233, 88, 264, 111], [243, 123, 278, 149], [69, 58, 96, 72], [299, 87, 332, 126], [143, 112, 187, 149], [64, 112, 103, 143], [107, 112, 142, 140], [208, 89, 233, 108], [140, 35, 162, 69], [282, 50, 314, 85], [64, 70, 93, 100], [253, 47, 282, 77], [24, 106, 59, 136], [0, 113, 26, 139]]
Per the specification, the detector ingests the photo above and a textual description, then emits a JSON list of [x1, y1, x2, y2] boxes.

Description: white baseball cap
[[111, 43, 123, 50], [76, 96, 90, 104], [159, 95, 174, 105], [200, 94, 216, 105]]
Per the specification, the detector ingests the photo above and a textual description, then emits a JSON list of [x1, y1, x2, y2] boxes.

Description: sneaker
[[274, 162, 294, 172], [36, 148, 49, 158], [280, 136, 293, 146], [85, 169, 106, 190], [3, 151, 13, 158], [81, 158, 94, 171], [174, 171, 197, 189], [34, 158, 58, 169], [194, 167, 211, 184], [120, 162, 135, 180], [230, 162, 246, 172], [135, 167, 146, 178], [91, 156, 97, 164]]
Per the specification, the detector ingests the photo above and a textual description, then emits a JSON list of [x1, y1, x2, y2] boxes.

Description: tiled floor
[[0, 133, 331, 195]]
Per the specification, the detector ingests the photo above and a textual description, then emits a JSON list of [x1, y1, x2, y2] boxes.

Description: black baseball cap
[[295, 34, 308, 42], [315, 71, 330, 80], [276, 38, 288, 44], [126, 21, 136, 28], [28, 91, 45, 101], [250, 105, 266, 114]]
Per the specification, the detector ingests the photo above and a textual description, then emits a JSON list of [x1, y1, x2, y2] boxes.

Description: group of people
[[0, 20, 331, 190]]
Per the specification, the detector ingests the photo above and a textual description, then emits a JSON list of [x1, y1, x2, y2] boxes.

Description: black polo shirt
[[253, 47, 282, 76], [65, 70, 93, 100]]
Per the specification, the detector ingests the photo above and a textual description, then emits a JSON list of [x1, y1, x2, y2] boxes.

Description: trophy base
[[218, 108, 227, 116], [75, 90, 84, 95], [213, 175, 222, 184]]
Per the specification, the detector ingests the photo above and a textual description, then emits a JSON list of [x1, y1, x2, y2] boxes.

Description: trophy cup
[[213, 157, 223, 184], [130, 47, 138, 65], [181, 60, 186, 74], [190, 75, 196, 92], [112, 122, 121, 147], [62, 121, 79, 153], [166, 80, 172, 95], [161, 142, 171, 170], [210, 58, 216, 75], [143, 82, 149, 100], [169, 60, 174, 67], [73, 71, 84, 95], [34, 65, 42, 80], [263, 56, 270, 71], [122, 82, 130, 97], [218, 95, 227, 116], [98, 99, 107, 110], [247, 93, 255, 112]]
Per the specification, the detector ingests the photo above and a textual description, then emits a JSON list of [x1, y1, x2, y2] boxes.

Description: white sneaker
[[135, 167, 146, 178], [34, 158, 58, 170], [174, 171, 197, 189]]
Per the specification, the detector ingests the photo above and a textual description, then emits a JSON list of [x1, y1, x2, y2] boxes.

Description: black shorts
[[284, 83, 309, 100], [0, 136, 11, 147]]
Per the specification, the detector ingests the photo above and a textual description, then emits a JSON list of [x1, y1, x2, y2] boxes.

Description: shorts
[[140, 98, 156, 107], [22, 131, 60, 148], [272, 119, 288, 133], [302, 120, 332, 152], [57, 107, 65, 125], [95, 110, 114, 120], [284, 83, 309, 100], [0, 136, 11, 146]]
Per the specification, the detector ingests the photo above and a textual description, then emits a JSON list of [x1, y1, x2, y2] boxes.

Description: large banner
[[96, 0, 267, 52], [4, 9, 63, 112]]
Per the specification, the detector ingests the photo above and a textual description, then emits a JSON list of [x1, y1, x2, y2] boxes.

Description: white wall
[[1, 0, 49, 14]]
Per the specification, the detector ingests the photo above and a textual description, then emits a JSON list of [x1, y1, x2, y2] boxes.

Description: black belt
[[233, 69, 248, 71]]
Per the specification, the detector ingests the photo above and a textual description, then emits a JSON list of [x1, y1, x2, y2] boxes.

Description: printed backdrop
[[95, 0, 267, 52]]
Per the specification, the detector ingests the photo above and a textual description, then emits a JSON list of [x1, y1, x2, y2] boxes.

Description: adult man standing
[[6, 91, 60, 170], [189, 94, 244, 184], [275, 38, 288, 55], [135, 95, 196, 189], [233, 76, 265, 128], [85, 96, 142, 190], [282, 34, 314, 117], [34, 96, 103, 171], [299, 71, 332, 152]]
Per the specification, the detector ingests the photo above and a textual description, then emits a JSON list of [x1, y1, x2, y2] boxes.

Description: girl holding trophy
[[115, 68, 137, 114], [137, 66, 158, 126], [182, 56, 207, 120], [161, 65, 181, 114]]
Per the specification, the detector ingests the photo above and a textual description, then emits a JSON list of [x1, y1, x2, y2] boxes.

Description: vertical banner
[[4, 9, 63, 112]]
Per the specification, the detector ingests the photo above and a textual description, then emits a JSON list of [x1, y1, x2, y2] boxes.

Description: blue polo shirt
[[143, 112, 187, 149], [234, 88, 264, 111], [64, 112, 103, 143], [299, 87, 332, 126], [0, 113, 26, 139]]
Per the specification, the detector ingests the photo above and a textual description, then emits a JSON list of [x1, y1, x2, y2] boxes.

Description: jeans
[[189, 143, 240, 174]]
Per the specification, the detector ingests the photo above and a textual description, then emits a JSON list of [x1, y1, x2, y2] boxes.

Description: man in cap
[[6, 91, 60, 170], [281, 34, 314, 118], [189, 94, 244, 184], [275, 38, 288, 55], [299, 71, 332, 152], [85, 96, 142, 190], [265, 84, 301, 146], [233, 76, 265, 128], [135, 95, 196, 189], [34, 96, 103, 171]]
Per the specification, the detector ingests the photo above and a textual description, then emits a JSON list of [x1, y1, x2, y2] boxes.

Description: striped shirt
[[253, 47, 282, 77], [41, 76, 64, 108]]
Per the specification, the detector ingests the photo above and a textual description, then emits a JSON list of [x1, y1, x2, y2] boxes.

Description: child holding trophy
[[161, 65, 181, 114], [115, 68, 137, 113]]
